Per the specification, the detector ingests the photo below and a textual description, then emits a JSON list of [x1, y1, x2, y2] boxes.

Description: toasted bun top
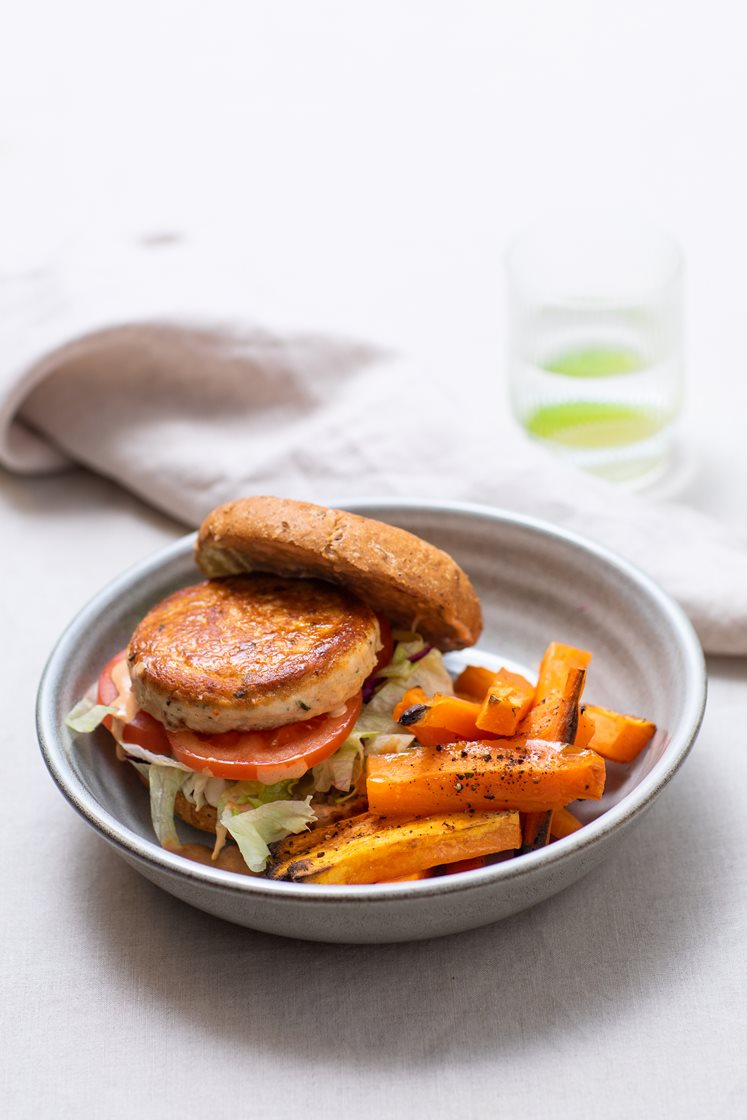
[[195, 497, 482, 651]]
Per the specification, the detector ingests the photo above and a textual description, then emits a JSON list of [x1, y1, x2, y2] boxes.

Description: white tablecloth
[[3, 4, 746, 1118]]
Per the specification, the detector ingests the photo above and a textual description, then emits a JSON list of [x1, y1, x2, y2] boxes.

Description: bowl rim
[[37, 497, 707, 905]]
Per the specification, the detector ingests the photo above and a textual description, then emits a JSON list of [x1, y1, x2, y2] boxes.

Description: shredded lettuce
[[311, 739, 363, 793], [355, 644, 453, 741], [116, 741, 194, 770], [217, 779, 298, 814], [65, 698, 118, 734], [64, 696, 194, 772], [148, 764, 185, 851], [221, 798, 316, 872], [385, 640, 456, 689], [128, 760, 150, 780], [180, 772, 227, 810], [211, 778, 301, 859], [377, 634, 432, 680], [357, 732, 415, 755]]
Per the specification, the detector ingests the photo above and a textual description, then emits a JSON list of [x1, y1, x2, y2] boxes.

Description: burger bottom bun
[[175, 790, 217, 833], [136, 768, 368, 838], [134, 768, 219, 833]]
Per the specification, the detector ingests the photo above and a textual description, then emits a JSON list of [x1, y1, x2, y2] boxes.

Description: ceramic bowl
[[37, 499, 706, 943]]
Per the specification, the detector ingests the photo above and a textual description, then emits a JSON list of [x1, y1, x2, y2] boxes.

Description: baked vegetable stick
[[534, 641, 593, 701], [575, 704, 656, 763], [378, 870, 432, 883], [550, 807, 583, 840], [366, 740, 606, 816], [394, 688, 485, 747], [521, 647, 590, 741], [517, 664, 587, 846], [519, 810, 554, 853], [454, 665, 502, 701], [475, 669, 536, 736], [266, 810, 520, 884], [435, 855, 488, 875]]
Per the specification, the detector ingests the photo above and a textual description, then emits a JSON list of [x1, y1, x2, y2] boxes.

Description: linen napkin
[[2, 242, 746, 655]]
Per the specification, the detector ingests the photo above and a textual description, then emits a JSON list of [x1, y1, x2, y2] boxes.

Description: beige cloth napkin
[[2, 244, 746, 655]]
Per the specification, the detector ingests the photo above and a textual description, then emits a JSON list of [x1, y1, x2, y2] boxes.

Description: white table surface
[[3, 4, 747, 1118]]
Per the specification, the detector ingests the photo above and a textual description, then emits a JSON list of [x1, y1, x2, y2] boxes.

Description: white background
[[5, 0, 747, 525], [2, 4, 746, 1118]]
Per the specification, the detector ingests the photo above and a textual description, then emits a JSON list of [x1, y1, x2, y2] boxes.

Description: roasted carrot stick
[[454, 665, 501, 701], [550, 807, 584, 840], [475, 669, 536, 736], [575, 704, 656, 763], [366, 739, 605, 817], [266, 810, 520, 884], [521, 643, 591, 740], [394, 688, 485, 747]]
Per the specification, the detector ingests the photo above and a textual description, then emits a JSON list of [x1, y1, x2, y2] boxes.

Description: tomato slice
[[98, 650, 364, 780], [97, 650, 172, 755], [166, 692, 363, 781]]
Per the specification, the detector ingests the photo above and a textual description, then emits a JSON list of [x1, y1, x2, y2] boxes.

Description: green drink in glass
[[507, 215, 683, 487]]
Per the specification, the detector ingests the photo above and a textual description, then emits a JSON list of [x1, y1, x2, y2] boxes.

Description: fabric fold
[[1, 253, 745, 655]]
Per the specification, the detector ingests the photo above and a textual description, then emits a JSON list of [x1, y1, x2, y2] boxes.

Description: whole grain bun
[[156, 783, 368, 837], [172, 789, 369, 837], [195, 496, 482, 650], [174, 791, 218, 833]]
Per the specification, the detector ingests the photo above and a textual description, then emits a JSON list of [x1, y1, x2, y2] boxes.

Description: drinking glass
[[506, 213, 684, 486]]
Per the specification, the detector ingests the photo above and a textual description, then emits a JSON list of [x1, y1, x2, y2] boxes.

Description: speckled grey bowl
[[37, 499, 706, 943]]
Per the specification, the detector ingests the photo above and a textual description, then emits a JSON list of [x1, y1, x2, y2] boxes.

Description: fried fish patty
[[127, 574, 380, 733]]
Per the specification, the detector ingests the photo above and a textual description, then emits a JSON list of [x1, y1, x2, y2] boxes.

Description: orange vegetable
[[534, 641, 592, 703], [392, 687, 429, 722], [575, 704, 656, 763], [350, 639, 648, 876], [522, 641, 590, 741], [476, 669, 536, 736], [435, 855, 488, 875], [454, 665, 499, 701], [550, 807, 583, 840], [519, 810, 553, 852], [395, 689, 486, 747], [481, 664, 586, 755], [378, 870, 432, 883], [366, 739, 606, 816], [266, 810, 520, 884]]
